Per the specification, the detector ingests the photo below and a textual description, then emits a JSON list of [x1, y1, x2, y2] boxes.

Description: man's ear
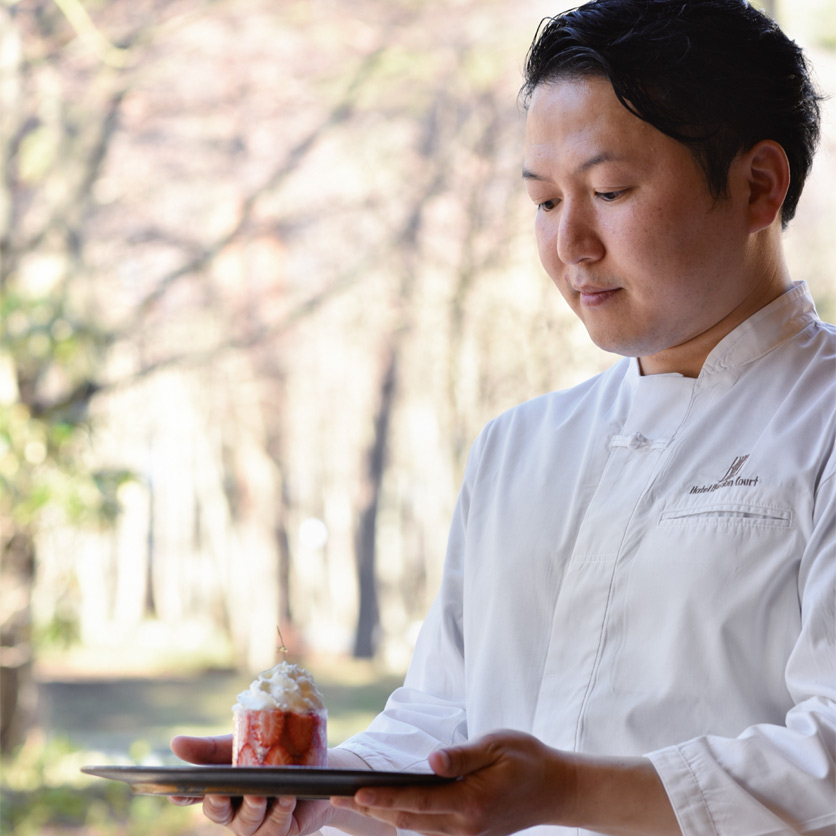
[[740, 139, 791, 233]]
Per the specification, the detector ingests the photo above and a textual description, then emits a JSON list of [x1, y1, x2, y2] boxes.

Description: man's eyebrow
[[575, 151, 622, 173], [522, 151, 624, 181]]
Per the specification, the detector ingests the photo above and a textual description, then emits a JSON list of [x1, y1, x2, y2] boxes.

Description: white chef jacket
[[339, 283, 836, 835]]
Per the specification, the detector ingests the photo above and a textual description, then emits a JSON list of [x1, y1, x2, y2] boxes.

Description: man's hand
[[332, 730, 573, 836], [169, 734, 336, 836], [169, 734, 395, 836], [331, 730, 682, 836]]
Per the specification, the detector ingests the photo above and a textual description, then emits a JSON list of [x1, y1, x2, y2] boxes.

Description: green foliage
[[0, 282, 136, 532], [0, 395, 135, 527], [0, 281, 133, 667], [0, 736, 199, 836], [1, 779, 199, 836], [32, 605, 82, 651]]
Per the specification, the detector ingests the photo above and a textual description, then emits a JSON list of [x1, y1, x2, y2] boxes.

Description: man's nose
[[556, 201, 604, 265]]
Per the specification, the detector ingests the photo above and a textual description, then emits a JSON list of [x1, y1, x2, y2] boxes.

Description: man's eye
[[596, 190, 624, 202], [537, 199, 557, 212]]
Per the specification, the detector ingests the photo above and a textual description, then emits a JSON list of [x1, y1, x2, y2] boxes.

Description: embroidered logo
[[719, 455, 749, 484], [689, 454, 759, 494]]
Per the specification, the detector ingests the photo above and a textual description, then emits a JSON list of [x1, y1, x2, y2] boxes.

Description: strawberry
[[283, 712, 316, 758], [234, 741, 258, 765], [232, 709, 326, 766]]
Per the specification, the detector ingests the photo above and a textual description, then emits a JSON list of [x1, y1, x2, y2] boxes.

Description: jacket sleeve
[[647, 469, 836, 835]]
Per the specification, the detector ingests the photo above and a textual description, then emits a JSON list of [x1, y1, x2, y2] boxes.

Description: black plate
[[81, 765, 453, 798]]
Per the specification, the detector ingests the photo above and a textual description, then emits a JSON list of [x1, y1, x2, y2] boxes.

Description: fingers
[[263, 796, 298, 832], [201, 795, 300, 836], [204, 794, 292, 836], [171, 733, 233, 765], [429, 737, 501, 778], [203, 794, 247, 828], [332, 783, 462, 819], [168, 795, 201, 806], [332, 793, 453, 836]]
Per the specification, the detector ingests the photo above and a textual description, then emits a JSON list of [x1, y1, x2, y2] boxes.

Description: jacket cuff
[[645, 745, 717, 835]]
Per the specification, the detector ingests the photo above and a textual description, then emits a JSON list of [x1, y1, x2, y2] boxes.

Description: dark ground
[[36, 668, 244, 760]]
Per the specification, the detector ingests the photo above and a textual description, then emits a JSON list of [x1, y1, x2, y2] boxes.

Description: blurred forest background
[[1, 0, 835, 832]]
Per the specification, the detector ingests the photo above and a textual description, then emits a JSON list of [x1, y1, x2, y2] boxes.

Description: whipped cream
[[233, 661, 325, 713]]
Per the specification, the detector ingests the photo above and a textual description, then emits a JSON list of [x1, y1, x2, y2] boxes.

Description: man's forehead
[[522, 78, 666, 176]]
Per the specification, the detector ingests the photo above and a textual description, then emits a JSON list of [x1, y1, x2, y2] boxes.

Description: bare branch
[[128, 45, 388, 323], [51, 0, 130, 67]]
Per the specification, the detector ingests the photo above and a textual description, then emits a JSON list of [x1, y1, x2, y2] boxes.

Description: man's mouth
[[574, 285, 621, 307]]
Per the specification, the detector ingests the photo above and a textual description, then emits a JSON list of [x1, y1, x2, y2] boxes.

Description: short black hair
[[521, 0, 822, 227]]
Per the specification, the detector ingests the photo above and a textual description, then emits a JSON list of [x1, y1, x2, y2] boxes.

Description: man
[[172, 1, 835, 833]]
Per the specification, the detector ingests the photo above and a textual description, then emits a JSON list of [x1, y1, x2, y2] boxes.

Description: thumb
[[171, 733, 233, 765], [429, 739, 500, 778]]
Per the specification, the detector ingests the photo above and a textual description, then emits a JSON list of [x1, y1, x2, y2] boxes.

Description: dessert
[[232, 661, 327, 767]]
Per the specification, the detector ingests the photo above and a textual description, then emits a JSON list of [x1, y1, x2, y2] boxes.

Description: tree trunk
[[0, 528, 36, 754], [353, 346, 398, 658]]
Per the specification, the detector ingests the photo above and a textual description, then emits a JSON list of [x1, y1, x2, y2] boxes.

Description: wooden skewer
[[276, 625, 288, 657]]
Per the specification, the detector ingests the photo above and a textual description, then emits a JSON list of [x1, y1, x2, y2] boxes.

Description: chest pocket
[[659, 501, 792, 529]]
